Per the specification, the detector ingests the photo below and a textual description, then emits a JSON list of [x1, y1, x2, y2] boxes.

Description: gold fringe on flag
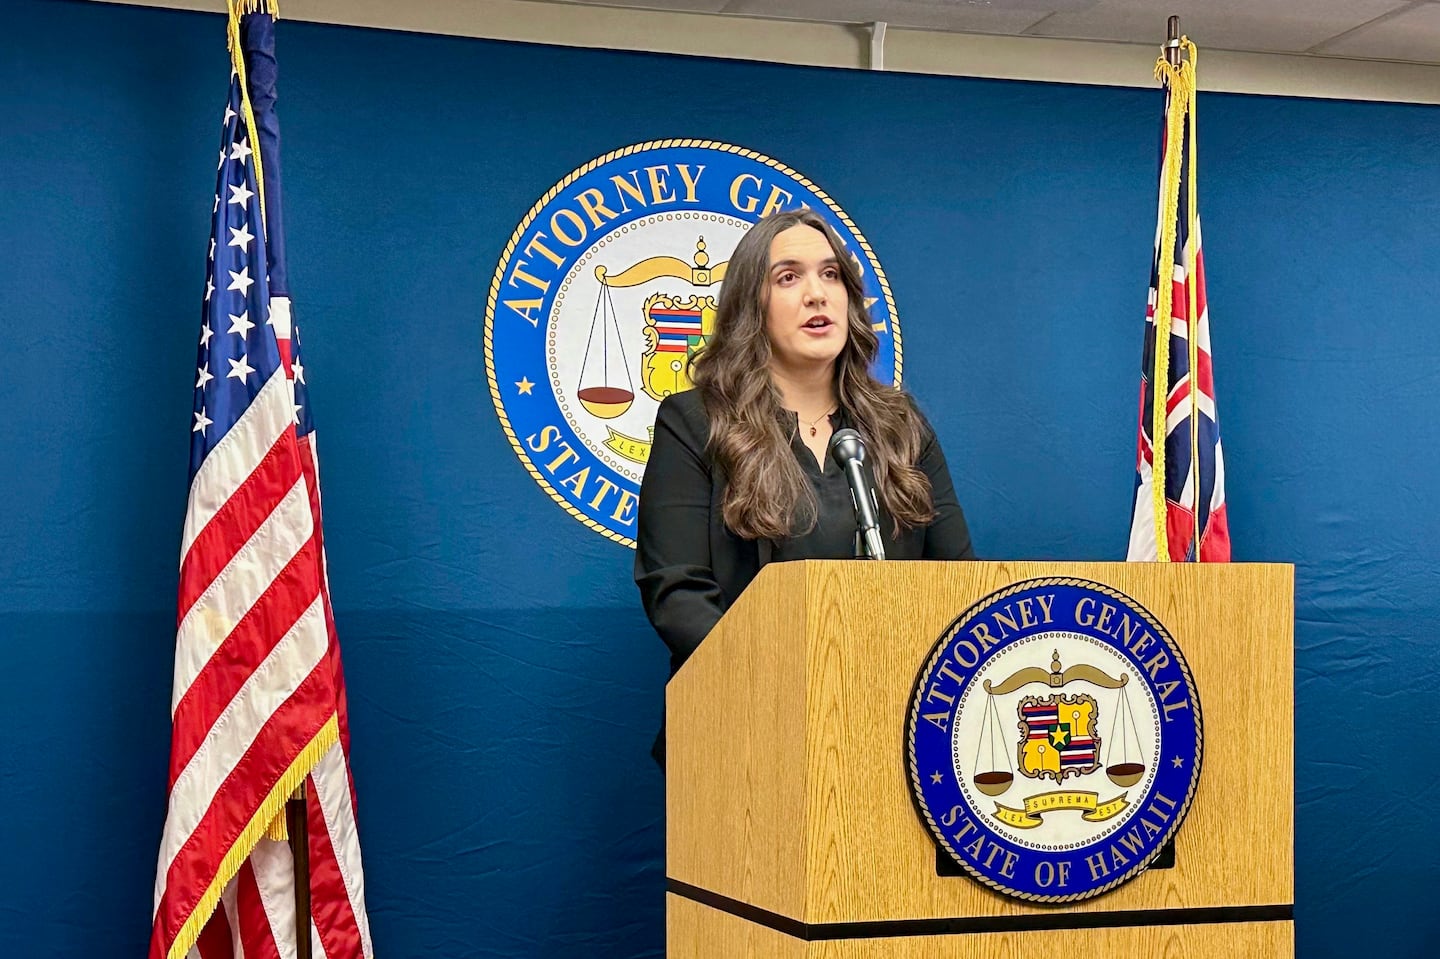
[[262, 782, 307, 840], [167, 716, 338, 959], [1148, 37, 1199, 562]]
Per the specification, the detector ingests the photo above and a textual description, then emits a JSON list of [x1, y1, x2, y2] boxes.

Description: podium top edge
[[782, 559, 1297, 570]]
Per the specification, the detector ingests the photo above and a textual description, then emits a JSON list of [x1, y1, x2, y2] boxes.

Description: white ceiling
[[549, 0, 1440, 64]]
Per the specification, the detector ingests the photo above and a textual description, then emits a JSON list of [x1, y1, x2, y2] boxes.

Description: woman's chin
[[780, 341, 843, 369]]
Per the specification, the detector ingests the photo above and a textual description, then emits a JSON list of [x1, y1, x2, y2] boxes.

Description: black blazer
[[634, 390, 977, 763]]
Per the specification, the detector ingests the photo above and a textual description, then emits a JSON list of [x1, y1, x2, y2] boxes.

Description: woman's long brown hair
[[689, 210, 934, 541]]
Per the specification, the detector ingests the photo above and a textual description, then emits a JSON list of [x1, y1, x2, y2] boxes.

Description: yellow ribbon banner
[[994, 790, 1129, 829], [603, 428, 652, 464]]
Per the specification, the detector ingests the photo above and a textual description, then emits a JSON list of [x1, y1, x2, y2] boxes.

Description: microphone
[[828, 428, 886, 560]]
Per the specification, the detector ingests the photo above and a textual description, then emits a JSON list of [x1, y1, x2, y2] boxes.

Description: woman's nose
[[803, 275, 826, 305]]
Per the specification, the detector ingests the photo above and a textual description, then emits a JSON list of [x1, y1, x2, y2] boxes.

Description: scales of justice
[[970, 651, 1149, 798], [573, 237, 729, 426]]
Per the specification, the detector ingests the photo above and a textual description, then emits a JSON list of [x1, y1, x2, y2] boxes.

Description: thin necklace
[[801, 406, 837, 438]]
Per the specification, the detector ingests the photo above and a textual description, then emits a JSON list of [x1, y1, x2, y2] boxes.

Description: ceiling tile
[[549, 0, 735, 14], [720, 0, 1053, 35], [541, 0, 1439, 64], [1318, 3, 1440, 62], [1023, 0, 1410, 53]]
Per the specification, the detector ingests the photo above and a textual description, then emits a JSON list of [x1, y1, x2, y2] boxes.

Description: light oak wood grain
[[667, 561, 1293, 931]]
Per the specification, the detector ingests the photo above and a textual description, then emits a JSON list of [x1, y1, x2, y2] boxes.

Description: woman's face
[[762, 224, 850, 377]]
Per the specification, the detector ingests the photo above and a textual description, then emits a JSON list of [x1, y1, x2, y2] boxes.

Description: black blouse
[[634, 389, 976, 680]]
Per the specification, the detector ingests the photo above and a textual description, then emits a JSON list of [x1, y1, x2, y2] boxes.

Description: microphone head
[[828, 427, 866, 466]]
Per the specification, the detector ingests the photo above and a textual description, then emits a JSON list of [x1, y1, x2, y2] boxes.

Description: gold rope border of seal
[[905, 576, 1205, 904], [482, 139, 904, 549]]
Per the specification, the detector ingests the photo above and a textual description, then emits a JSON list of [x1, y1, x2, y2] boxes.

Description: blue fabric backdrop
[[2, 1, 1438, 955]]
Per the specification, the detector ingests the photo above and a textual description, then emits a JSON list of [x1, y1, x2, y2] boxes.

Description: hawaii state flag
[[1127, 37, 1231, 563]]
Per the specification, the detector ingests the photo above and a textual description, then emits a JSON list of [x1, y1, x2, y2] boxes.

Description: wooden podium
[[666, 561, 1293, 957]]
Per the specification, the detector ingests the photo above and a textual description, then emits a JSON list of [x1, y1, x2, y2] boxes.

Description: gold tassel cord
[[231, 0, 280, 18], [1148, 38, 1198, 562], [225, 0, 280, 232], [227, 0, 292, 859]]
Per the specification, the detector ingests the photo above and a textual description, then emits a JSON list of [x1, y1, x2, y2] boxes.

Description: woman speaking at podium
[[635, 210, 976, 759]]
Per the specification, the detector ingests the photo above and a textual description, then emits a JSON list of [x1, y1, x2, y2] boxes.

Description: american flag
[[150, 5, 372, 959], [1127, 39, 1230, 563]]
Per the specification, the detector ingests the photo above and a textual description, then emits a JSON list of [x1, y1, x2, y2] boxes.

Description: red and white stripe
[[152, 296, 371, 959], [151, 355, 334, 959], [1127, 218, 1229, 562]]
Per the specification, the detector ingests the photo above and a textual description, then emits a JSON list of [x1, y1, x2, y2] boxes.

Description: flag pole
[[1165, 15, 1181, 66], [286, 784, 312, 959]]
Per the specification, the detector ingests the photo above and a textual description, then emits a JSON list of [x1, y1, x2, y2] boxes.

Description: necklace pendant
[[809, 426, 817, 437]]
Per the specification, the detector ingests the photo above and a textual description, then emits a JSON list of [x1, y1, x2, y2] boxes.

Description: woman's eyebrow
[[769, 257, 839, 273]]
